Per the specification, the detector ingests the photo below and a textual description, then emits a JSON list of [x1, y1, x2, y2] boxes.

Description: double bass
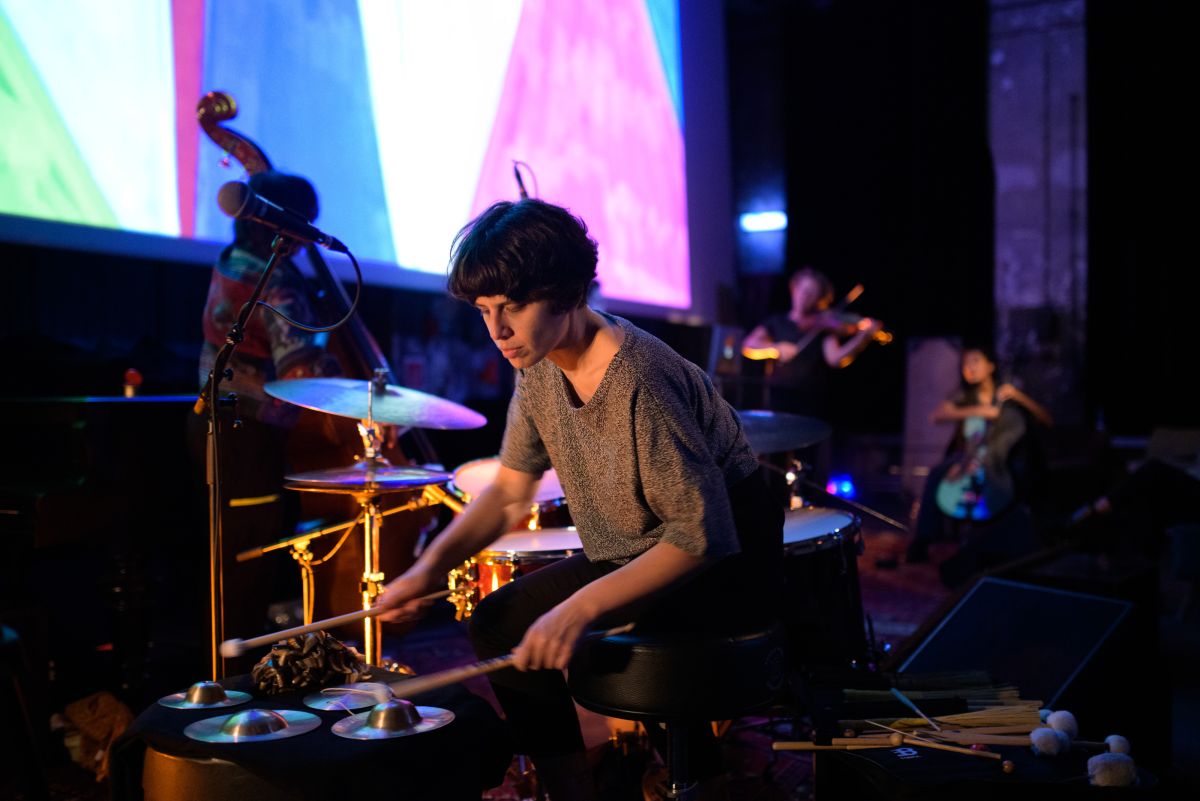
[[196, 92, 441, 639]]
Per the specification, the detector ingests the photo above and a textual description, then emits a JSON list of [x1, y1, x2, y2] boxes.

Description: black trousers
[[467, 469, 784, 767]]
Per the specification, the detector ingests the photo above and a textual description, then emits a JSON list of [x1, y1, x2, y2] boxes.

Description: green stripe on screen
[[0, 8, 117, 228]]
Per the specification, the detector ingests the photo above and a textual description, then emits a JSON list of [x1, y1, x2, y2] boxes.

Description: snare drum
[[450, 456, 571, 530], [447, 527, 584, 620], [781, 506, 868, 670]]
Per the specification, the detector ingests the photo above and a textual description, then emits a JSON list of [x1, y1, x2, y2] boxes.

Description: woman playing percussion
[[376, 199, 782, 801]]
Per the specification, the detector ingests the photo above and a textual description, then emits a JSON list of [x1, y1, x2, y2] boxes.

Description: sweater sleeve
[[632, 383, 742, 559], [499, 371, 553, 475]]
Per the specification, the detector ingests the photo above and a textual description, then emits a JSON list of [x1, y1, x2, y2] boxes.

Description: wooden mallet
[[218, 589, 453, 658], [386, 623, 637, 699]]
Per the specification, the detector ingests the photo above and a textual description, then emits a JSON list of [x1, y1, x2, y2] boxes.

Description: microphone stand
[[195, 234, 298, 679]]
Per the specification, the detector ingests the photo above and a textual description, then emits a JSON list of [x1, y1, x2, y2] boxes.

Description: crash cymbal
[[285, 459, 451, 493], [184, 708, 321, 743], [736, 409, 832, 454], [264, 377, 486, 430]]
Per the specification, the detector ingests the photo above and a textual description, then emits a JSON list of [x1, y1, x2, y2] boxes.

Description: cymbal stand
[[355, 490, 386, 666], [238, 491, 453, 628], [291, 539, 316, 625], [355, 375, 388, 666]]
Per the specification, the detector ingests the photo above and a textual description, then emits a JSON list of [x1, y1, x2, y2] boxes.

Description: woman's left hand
[[511, 598, 597, 672]]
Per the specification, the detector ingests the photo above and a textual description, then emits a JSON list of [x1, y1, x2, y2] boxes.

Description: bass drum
[[781, 506, 868, 671], [450, 456, 572, 530]]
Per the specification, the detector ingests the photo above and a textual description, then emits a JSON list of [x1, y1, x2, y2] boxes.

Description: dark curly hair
[[448, 199, 598, 314]]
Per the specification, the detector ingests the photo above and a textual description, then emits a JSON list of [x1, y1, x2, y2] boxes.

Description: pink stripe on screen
[[172, 0, 205, 237], [471, 0, 690, 309]]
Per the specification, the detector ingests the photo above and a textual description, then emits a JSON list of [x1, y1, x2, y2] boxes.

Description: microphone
[[217, 181, 347, 253], [512, 161, 529, 200]]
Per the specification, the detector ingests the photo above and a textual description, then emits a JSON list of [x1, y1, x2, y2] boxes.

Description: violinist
[[742, 267, 886, 420], [906, 345, 1052, 565]]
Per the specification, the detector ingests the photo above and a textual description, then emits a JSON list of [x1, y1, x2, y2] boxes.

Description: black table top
[[111, 670, 513, 801]]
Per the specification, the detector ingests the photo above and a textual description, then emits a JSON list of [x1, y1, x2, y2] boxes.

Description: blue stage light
[[824, 473, 857, 499], [738, 210, 788, 232]]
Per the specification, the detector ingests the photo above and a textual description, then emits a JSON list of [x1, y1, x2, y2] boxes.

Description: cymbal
[[303, 681, 393, 711], [331, 700, 455, 740], [285, 459, 451, 493], [736, 409, 832, 454], [158, 681, 251, 710], [264, 377, 486, 430], [184, 709, 321, 743]]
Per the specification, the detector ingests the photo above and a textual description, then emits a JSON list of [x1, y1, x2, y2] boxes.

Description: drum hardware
[[263, 373, 480, 665], [446, 527, 584, 620], [281, 478, 419, 666], [184, 708, 322, 743], [386, 623, 636, 701], [237, 491, 459, 626], [331, 699, 456, 740], [158, 681, 251, 710], [220, 589, 454, 659]]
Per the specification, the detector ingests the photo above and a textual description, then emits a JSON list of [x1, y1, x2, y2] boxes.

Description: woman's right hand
[[375, 565, 444, 623]]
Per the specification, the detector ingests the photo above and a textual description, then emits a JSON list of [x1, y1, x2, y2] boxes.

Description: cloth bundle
[[251, 630, 370, 694]]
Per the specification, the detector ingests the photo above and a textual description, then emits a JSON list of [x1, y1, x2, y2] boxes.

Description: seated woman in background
[[906, 345, 1053, 564]]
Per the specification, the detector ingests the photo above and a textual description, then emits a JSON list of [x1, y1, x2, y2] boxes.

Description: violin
[[742, 284, 893, 362], [806, 309, 893, 344]]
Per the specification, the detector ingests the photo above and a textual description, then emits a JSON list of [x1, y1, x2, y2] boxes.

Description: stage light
[[825, 473, 857, 499], [738, 211, 788, 232]]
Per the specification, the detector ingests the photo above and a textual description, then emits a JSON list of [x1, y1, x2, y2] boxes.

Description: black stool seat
[[568, 621, 786, 722]]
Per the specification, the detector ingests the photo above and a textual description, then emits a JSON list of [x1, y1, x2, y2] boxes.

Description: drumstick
[[866, 720, 1000, 761], [219, 589, 453, 658], [890, 687, 941, 731], [387, 622, 636, 699]]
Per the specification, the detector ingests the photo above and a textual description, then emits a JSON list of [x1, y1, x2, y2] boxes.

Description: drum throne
[[568, 621, 786, 799]]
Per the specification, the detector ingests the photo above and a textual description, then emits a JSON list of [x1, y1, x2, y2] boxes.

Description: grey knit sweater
[[500, 314, 759, 563]]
